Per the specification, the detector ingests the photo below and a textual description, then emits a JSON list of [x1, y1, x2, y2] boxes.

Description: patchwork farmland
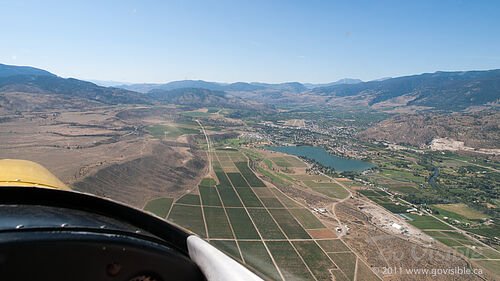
[[143, 150, 380, 281]]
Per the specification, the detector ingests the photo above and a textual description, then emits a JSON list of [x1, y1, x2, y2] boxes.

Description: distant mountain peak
[[0, 63, 55, 78], [335, 78, 363, 84], [304, 78, 362, 89]]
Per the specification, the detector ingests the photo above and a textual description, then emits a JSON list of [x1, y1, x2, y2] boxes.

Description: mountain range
[[116, 70, 500, 112], [115, 78, 364, 93], [0, 63, 499, 113], [117, 80, 317, 93], [312, 70, 500, 111]]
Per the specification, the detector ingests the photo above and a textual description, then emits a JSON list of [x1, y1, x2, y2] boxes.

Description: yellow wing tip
[[0, 159, 70, 191]]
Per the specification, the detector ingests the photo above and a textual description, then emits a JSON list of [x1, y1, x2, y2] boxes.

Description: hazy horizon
[[86, 68, 499, 85], [7, 62, 500, 87]]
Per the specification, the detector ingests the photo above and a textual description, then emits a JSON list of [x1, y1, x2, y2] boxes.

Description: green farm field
[[289, 209, 324, 229], [236, 187, 263, 207], [204, 206, 233, 238], [225, 208, 260, 239], [239, 241, 282, 281], [260, 197, 285, 208], [433, 203, 489, 220], [329, 252, 356, 281], [175, 194, 201, 205], [143, 197, 173, 218], [227, 172, 250, 187], [269, 209, 311, 239], [217, 187, 243, 207], [167, 204, 206, 237], [199, 186, 222, 206], [406, 214, 454, 230], [293, 241, 337, 281], [247, 208, 286, 239], [266, 241, 315, 281]]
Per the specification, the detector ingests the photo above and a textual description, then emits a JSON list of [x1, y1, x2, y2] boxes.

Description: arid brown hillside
[[359, 111, 500, 149], [314, 69, 500, 111], [73, 140, 207, 208]]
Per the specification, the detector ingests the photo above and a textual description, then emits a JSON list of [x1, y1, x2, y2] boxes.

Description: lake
[[265, 146, 375, 172]]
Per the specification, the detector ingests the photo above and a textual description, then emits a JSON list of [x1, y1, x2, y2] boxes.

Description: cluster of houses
[[441, 216, 494, 227], [405, 207, 425, 216]]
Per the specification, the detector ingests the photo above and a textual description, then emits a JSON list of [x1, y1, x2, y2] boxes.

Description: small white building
[[391, 222, 403, 230]]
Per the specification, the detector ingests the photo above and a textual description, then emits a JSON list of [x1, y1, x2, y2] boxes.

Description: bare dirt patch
[[335, 200, 485, 281]]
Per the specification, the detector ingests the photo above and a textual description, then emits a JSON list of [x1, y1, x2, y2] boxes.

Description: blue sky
[[1, 0, 499, 83]]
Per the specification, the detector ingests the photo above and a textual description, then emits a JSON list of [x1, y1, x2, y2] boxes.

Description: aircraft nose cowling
[[0, 159, 70, 190]]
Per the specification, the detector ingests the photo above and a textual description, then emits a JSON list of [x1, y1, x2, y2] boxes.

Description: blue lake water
[[265, 146, 375, 172]]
